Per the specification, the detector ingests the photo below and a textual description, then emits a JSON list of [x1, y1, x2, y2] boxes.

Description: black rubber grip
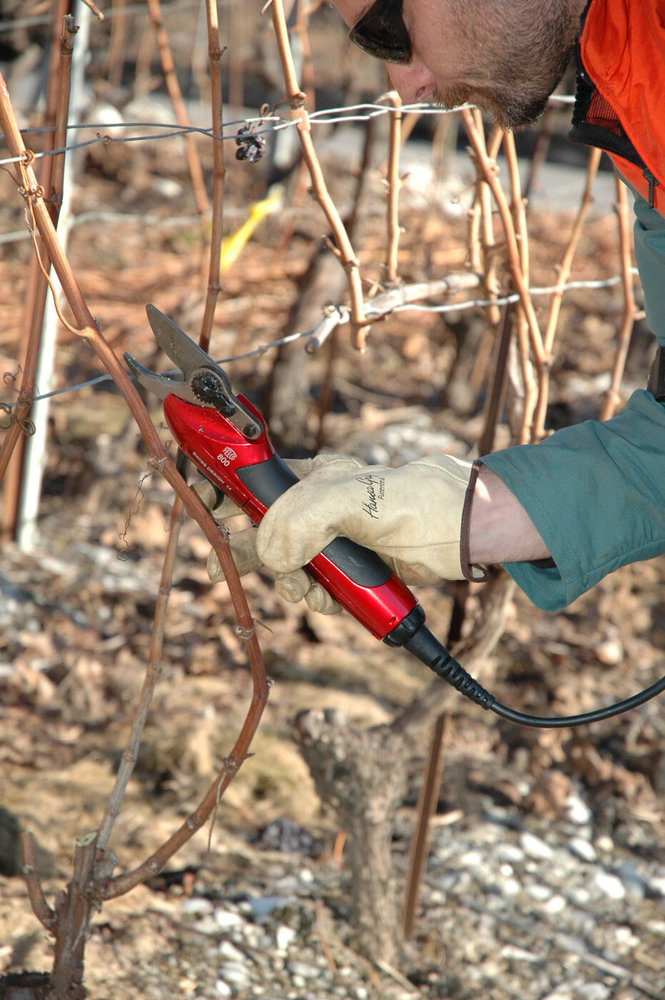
[[237, 456, 393, 588], [321, 536, 393, 588], [237, 453, 299, 506]]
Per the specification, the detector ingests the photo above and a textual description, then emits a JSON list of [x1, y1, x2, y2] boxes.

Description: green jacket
[[482, 191, 665, 610]]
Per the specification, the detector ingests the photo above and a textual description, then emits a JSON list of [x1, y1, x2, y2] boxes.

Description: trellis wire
[[2, 268, 637, 410], [0, 94, 578, 171], [0, 271, 633, 414], [1, 95, 631, 420]]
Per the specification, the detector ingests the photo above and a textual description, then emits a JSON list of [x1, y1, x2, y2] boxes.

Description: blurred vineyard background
[[1, 2, 665, 999]]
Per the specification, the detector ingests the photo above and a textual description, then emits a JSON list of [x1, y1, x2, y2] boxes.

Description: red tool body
[[163, 392, 418, 639]]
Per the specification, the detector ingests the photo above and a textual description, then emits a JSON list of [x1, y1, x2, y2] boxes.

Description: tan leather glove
[[255, 454, 477, 587], [196, 455, 365, 614]]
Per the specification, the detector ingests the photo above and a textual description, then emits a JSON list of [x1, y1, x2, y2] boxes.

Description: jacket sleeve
[[633, 189, 665, 347], [479, 188, 665, 612], [481, 392, 665, 610]]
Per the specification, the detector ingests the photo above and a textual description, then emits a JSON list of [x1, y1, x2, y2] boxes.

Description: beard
[[433, 81, 561, 131], [436, 0, 576, 130]]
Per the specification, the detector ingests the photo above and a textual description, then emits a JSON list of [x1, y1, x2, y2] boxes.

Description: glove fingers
[[202, 458, 362, 585], [207, 527, 263, 582], [274, 568, 313, 603], [256, 461, 367, 572], [194, 457, 350, 520], [194, 480, 245, 521], [203, 454, 367, 607], [303, 582, 342, 615], [274, 570, 341, 614]]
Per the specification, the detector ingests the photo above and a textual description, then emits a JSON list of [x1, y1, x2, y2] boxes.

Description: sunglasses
[[348, 0, 412, 64]]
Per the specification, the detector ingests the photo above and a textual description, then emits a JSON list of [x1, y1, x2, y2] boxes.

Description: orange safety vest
[[569, 0, 665, 216]]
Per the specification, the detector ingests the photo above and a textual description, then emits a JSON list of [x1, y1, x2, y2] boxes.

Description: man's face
[[334, 0, 579, 130]]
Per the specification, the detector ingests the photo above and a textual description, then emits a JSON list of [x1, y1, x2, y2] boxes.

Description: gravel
[[155, 794, 665, 1000]]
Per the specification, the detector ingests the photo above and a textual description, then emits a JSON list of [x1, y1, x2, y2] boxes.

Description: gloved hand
[[198, 452, 480, 612], [256, 453, 478, 586], [196, 455, 364, 614]]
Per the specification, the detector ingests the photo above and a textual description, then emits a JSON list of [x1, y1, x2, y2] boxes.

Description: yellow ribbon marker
[[219, 186, 284, 274]]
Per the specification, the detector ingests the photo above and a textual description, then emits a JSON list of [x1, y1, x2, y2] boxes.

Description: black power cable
[[398, 619, 665, 729]]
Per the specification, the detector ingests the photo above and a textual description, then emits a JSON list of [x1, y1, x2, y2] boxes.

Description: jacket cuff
[[461, 460, 490, 583]]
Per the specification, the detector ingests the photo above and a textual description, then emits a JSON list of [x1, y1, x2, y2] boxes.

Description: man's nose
[[385, 58, 437, 102]]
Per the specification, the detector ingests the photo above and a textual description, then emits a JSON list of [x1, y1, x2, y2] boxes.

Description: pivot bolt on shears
[[125, 305, 665, 729]]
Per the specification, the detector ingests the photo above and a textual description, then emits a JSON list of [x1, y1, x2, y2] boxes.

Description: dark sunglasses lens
[[348, 2, 411, 63]]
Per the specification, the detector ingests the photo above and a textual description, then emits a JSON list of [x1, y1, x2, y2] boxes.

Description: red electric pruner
[[126, 305, 665, 729], [125, 305, 422, 644]]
